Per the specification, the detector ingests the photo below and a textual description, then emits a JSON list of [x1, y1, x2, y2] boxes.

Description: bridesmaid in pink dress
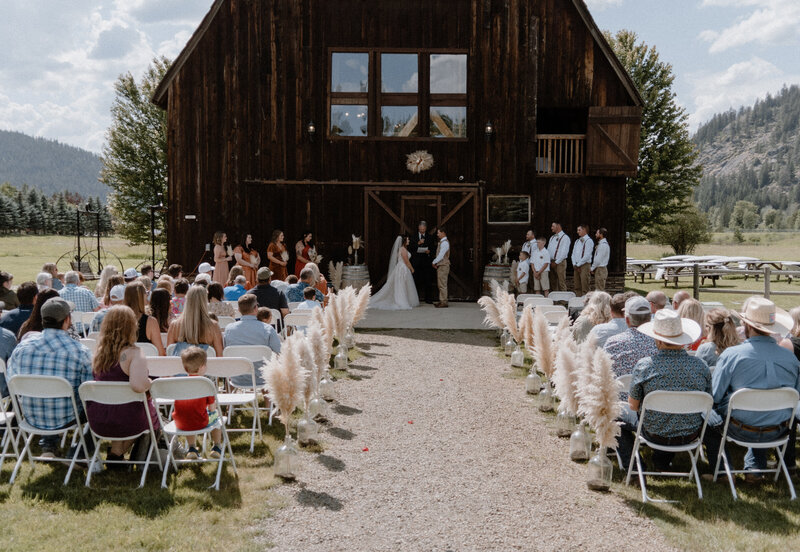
[[212, 231, 232, 285]]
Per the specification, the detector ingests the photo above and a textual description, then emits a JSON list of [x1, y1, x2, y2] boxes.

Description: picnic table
[[654, 262, 730, 288], [626, 259, 662, 283], [742, 260, 800, 281]]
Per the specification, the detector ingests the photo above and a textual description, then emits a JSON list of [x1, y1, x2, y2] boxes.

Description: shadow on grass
[[348, 364, 378, 372], [295, 485, 343, 511]]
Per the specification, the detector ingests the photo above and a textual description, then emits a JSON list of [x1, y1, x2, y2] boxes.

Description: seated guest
[[95, 265, 119, 299], [101, 275, 125, 308], [0, 326, 15, 397], [779, 306, 800, 362], [286, 267, 325, 304], [207, 282, 235, 317], [677, 298, 706, 351], [6, 297, 93, 457], [17, 289, 60, 342], [140, 265, 157, 291], [36, 272, 53, 291], [194, 273, 212, 287], [91, 284, 126, 332], [124, 282, 166, 355], [167, 264, 183, 280], [224, 275, 249, 301], [0, 271, 19, 311], [123, 267, 140, 284], [646, 290, 667, 313], [171, 278, 190, 316], [59, 270, 100, 335], [85, 306, 160, 464], [176, 347, 223, 460], [704, 298, 800, 480], [0, 281, 37, 336], [305, 262, 330, 306], [42, 263, 64, 290], [167, 286, 224, 357], [604, 296, 657, 396], [256, 307, 273, 325], [286, 275, 298, 285], [589, 293, 628, 347], [572, 291, 611, 343], [156, 275, 174, 295], [616, 309, 710, 472], [224, 295, 281, 355], [149, 288, 173, 333], [295, 286, 322, 311], [248, 267, 289, 326], [672, 290, 690, 311], [696, 308, 740, 368]]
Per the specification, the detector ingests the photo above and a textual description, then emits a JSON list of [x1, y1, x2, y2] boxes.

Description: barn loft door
[[364, 186, 480, 301], [585, 106, 642, 177]]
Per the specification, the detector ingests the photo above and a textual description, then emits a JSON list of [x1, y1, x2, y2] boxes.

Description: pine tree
[[101, 57, 170, 245], [606, 30, 702, 237]]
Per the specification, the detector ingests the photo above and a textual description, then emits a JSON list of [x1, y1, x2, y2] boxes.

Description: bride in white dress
[[370, 235, 420, 310]]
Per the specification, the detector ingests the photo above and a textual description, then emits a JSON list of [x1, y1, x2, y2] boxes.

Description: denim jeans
[[37, 416, 95, 457], [704, 421, 794, 472]]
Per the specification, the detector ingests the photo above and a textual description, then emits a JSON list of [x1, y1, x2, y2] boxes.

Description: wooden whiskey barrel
[[341, 265, 370, 291], [482, 264, 512, 296]]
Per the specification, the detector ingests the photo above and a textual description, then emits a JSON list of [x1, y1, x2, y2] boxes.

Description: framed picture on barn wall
[[487, 195, 531, 224]]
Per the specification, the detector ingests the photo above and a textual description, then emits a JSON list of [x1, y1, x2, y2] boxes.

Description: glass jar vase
[[345, 326, 356, 349], [525, 370, 542, 395], [274, 435, 300, 480], [504, 336, 515, 356], [511, 344, 525, 367], [309, 396, 330, 423], [334, 344, 348, 371], [587, 447, 613, 491], [569, 423, 591, 462], [556, 411, 576, 438], [297, 415, 319, 447], [319, 372, 336, 401], [537, 381, 555, 412]]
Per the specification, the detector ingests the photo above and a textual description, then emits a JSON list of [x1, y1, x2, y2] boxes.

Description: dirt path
[[264, 330, 673, 551]]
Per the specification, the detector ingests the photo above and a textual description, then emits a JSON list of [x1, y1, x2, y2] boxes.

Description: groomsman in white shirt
[[571, 224, 594, 297], [591, 227, 610, 291], [521, 229, 536, 257], [530, 237, 551, 297], [547, 222, 571, 292], [515, 251, 531, 294]]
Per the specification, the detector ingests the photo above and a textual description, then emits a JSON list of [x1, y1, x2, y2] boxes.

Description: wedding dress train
[[370, 236, 420, 310]]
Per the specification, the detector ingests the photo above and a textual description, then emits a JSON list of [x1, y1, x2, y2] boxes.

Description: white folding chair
[[549, 291, 576, 302], [535, 305, 567, 315], [79, 338, 98, 356], [711, 387, 799, 500], [6, 374, 91, 485], [78, 382, 162, 488], [270, 309, 285, 338], [288, 301, 302, 312], [523, 297, 554, 309], [87, 331, 101, 341], [625, 390, 714, 503], [160, 332, 168, 347], [612, 374, 634, 468], [205, 358, 262, 452], [567, 297, 585, 310], [284, 312, 311, 335], [216, 316, 236, 330], [544, 310, 569, 325], [515, 294, 542, 307], [78, 311, 97, 337], [166, 344, 216, 357], [135, 342, 160, 357], [224, 301, 240, 317], [0, 359, 20, 475], [150, 377, 237, 490], [223, 345, 277, 425]]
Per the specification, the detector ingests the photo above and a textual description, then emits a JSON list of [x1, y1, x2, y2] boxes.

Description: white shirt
[[432, 237, 450, 264], [530, 247, 550, 272], [571, 235, 594, 267], [547, 231, 571, 264], [516, 259, 530, 284], [591, 238, 610, 270], [521, 239, 536, 256]]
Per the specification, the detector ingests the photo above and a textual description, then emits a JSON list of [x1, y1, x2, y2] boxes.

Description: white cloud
[[699, 0, 800, 53], [585, 0, 624, 10], [688, 57, 800, 130]]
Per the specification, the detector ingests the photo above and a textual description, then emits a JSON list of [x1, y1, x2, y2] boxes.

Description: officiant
[[410, 220, 436, 304]]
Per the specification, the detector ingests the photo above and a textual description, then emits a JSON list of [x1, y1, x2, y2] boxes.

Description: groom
[[432, 228, 450, 308], [411, 220, 436, 304]]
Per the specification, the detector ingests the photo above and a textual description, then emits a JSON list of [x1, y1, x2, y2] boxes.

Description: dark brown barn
[[153, 0, 642, 299]]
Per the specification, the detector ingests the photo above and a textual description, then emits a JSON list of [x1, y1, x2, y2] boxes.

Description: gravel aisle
[[265, 330, 673, 552]]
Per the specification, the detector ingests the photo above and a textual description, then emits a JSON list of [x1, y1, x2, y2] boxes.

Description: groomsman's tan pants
[[553, 261, 567, 291], [594, 266, 608, 291], [437, 264, 450, 303], [573, 264, 590, 297]]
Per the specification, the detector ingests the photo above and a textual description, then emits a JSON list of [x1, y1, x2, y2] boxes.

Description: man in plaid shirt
[[58, 271, 100, 334], [7, 297, 93, 456]]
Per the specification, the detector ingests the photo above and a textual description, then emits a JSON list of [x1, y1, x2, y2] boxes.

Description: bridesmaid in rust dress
[[234, 233, 260, 288], [267, 229, 289, 281], [212, 231, 232, 286], [294, 231, 313, 277]]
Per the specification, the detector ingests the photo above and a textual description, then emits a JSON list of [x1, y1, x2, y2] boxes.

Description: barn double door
[[364, 186, 481, 301]]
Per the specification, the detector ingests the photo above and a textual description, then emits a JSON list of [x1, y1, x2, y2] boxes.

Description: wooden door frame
[[364, 185, 482, 299]]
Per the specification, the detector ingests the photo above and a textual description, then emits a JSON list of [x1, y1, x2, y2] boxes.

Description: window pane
[[430, 54, 467, 94], [331, 53, 369, 93], [330, 105, 368, 137], [382, 106, 419, 137], [430, 107, 467, 138], [381, 54, 418, 93]]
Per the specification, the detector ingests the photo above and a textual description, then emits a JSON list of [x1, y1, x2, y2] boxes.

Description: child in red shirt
[[175, 346, 223, 459]]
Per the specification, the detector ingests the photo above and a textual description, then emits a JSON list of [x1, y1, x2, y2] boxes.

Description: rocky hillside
[[693, 85, 800, 230]]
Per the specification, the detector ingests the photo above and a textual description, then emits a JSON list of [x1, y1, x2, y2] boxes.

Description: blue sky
[[0, 0, 798, 152]]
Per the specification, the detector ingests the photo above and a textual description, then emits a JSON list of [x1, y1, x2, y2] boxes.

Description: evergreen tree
[[101, 57, 170, 245], [606, 30, 702, 237]]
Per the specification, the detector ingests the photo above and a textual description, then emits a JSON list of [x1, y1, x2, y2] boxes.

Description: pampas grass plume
[[576, 348, 622, 450], [500, 292, 522, 343], [260, 335, 308, 428], [553, 341, 579, 415], [477, 296, 503, 329], [532, 309, 555, 379], [520, 305, 535, 349], [352, 284, 372, 325]]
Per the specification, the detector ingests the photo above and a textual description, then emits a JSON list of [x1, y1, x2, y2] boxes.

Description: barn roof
[[151, 0, 643, 108]]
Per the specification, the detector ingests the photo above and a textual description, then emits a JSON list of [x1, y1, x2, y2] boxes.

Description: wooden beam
[[368, 191, 411, 234], [439, 191, 475, 228], [591, 123, 635, 167]]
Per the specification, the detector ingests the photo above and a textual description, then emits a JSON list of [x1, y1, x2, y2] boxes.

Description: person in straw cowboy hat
[[703, 297, 800, 481], [616, 309, 712, 473]]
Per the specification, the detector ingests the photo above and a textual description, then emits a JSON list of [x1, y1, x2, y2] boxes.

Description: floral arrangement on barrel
[[491, 240, 512, 265], [348, 234, 363, 265], [328, 261, 344, 291]]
